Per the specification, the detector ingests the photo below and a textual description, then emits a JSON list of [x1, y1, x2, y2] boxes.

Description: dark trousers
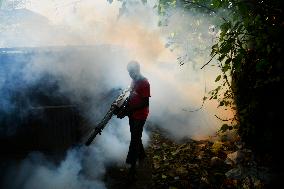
[[126, 118, 146, 165]]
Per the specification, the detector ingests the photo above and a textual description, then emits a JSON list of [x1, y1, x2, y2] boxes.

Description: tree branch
[[184, 0, 227, 22], [200, 53, 216, 69]]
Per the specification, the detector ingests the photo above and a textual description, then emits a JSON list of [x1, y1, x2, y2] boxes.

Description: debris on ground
[[104, 128, 273, 189]]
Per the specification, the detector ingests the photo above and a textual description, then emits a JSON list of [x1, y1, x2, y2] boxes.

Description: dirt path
[[103, 129, 227, 189], [103, 128, 271, 189]]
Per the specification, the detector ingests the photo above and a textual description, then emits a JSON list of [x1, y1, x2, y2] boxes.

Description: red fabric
[[128, 78, 150, 120]]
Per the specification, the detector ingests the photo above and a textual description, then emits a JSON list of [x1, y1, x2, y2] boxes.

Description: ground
[[105, 127, 239, 189], [103, 126, 273, 189]]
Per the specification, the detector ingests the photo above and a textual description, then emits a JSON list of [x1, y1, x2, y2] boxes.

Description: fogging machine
[[85, 88, 130, 146]]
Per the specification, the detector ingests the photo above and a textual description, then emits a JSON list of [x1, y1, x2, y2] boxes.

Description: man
[[116, 60, 150, 179]]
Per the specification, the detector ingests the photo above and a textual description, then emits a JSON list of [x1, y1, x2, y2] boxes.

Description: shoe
[[127, 165, 137, 183]]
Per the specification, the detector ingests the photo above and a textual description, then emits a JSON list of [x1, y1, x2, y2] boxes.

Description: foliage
[[206, 0, 283, 153], [157, 0, 283, 155]]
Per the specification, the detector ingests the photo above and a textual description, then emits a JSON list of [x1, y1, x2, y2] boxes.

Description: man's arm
[[116, 97, 149, 118]]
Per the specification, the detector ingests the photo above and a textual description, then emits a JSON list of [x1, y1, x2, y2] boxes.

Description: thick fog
[[0, 0, 233, 188]]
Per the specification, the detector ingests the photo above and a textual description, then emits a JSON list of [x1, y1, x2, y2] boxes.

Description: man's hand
[[117, 109, 126, 119]]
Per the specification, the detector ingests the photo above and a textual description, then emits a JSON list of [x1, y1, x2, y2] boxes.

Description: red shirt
[[128, 77, 150, 120]]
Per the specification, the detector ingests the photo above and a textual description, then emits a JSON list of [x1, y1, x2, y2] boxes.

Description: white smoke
[[0, 0, 232, 188], [2, 149, 106, 189]]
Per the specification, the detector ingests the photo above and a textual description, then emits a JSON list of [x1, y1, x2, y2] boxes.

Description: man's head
[[127, 60, 141, 80]]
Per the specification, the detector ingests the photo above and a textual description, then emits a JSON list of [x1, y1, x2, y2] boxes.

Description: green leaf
[[220, 22, 231, 33], [212, 0, 221, 8], [212, 43, 218, 50], [215, 75, 221, 82], [222, 64, 231, 72], [225, 58, 231, 65], [220, 42, 232, 54], [218, 54, 226, 62]]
